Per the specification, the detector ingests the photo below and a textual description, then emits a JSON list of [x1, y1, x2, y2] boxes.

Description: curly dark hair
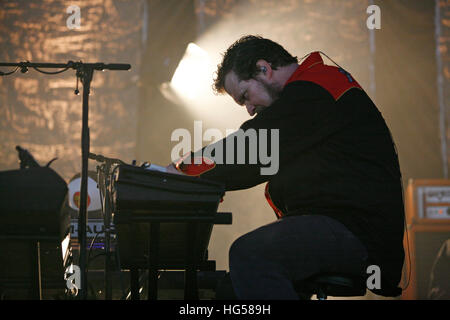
[[213, 35, 298, 94]]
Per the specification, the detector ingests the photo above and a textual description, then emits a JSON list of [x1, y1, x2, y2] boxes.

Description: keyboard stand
[[115, 210, 232, 300]]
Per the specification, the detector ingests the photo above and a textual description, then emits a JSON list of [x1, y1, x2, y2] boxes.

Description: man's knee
[[229, 233, 261, 266], [229, 234, 249, 264]]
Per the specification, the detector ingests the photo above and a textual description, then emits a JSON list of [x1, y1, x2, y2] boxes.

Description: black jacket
[[183, 78, 405, 297]]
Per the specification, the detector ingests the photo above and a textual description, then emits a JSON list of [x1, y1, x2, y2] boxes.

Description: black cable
[[95, 166, 127, 299], [318, 51, 345, 70], [312, 51, 412, 292], [319, 49, 412, 292], [86, 230, 104, 273], [1, 65, 71, 76], [385, 127, 411, 292], [401, 187, 412, 292], [0, 66, 19, 76], [113, 246, 128, 299], [32, 66, 70, 74], [89, 252, 107, 263]]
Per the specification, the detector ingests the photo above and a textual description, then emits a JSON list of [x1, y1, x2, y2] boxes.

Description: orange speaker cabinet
[[401, 179, 450, 300]]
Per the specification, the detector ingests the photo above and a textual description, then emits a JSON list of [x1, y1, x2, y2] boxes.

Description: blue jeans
[[229, 215, 369, 299]]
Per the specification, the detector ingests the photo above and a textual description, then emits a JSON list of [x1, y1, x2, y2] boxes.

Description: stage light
[[171, 43, 212, 100], [162, 41, 248, 130]]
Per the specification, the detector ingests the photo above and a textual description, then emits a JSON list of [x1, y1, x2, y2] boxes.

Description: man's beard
[[254, 79, 282, 114]]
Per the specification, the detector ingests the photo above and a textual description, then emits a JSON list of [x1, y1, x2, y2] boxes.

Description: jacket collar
[[284, 51, 323, 86]]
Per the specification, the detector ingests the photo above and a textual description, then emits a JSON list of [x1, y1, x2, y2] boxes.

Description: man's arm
[[172, 81, 357, 190], [165, 162, 185, 175]]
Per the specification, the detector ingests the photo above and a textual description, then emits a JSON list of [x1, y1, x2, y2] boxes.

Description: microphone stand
[[0, 61, 131, 300]]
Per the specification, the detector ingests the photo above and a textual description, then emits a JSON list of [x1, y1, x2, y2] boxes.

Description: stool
[[295, 273, 367, 300]]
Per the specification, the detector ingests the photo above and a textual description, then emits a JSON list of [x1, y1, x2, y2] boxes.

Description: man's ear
[[255, 59, 272, 79]]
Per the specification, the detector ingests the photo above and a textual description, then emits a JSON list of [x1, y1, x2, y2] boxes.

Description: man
[[167, 35, 405, 299]]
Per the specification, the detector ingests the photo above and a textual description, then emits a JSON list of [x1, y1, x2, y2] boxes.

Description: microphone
[[104, 63, 131, 71], [92, 63, 131, 71], [88, 152, 125, 165]]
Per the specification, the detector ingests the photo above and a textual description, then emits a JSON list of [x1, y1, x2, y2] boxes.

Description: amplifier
[[0, 166, 70, 299], [0, 167, 69, 238], [402, 179, 450, 299]]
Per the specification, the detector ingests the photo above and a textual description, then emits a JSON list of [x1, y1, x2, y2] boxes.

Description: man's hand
[[166, 163, 185, 175]]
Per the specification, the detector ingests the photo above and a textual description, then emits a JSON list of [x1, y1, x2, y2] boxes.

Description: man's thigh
[[230, 214, 368, 281]]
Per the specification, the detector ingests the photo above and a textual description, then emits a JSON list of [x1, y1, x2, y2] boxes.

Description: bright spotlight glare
[[171, 43, 212, 100]]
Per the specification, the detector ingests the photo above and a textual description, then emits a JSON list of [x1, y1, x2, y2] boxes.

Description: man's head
[[213, 35, 298, 116]]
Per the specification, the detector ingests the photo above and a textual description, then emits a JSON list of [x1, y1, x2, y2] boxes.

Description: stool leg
[[148, 223, 159, 300], [130, 268, 140, 300], [184, 223, 198, 300], [30, 240, 42, 300], [317, 288, 327, 300]]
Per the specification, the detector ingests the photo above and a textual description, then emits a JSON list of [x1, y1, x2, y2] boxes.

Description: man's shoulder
[[238, 82, 373, 131], [283, 80, 335, 100], [284, 80, 369, 103]]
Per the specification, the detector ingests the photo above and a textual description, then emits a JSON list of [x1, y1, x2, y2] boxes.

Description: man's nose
[[245, 104, 256, 116]]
